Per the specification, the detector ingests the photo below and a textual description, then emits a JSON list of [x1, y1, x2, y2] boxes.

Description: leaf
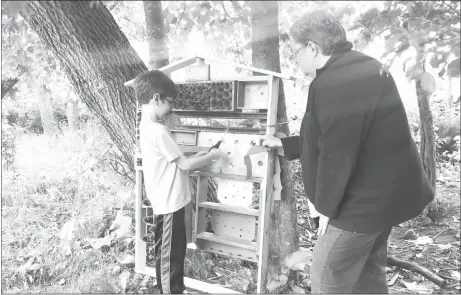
[[59, 219, 75, 256], [362, 7, 380, 23], [420, 72, 436, 94], [450, 270, 460, 281], [279, 274, 288, 284], [387, 9, 402, 20], [415, 236, 434, 245], [109, 211, 133, 240], [283, 248, 313, 270], [388, 272, 399, 286], [119, 271, 131, 292], [401, 229, 417, 240], [401, 280, 435, 294], [88, 236, 112, 249], [119, 254, 135, 265], [112, 265, 121, 275], [436, 244, 451, 250]]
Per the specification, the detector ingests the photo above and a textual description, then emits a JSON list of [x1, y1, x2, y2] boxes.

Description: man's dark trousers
[[311, 224, 393, 293]]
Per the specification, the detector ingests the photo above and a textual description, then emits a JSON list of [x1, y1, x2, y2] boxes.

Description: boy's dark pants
[[154, 207, 187, 294], [311, 224, 393, 293]]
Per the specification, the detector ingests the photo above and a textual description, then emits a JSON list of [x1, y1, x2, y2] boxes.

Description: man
[[260, 10, 434, 293]]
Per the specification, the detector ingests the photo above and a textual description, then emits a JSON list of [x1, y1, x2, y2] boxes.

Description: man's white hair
[[290, 10, 347, 55]]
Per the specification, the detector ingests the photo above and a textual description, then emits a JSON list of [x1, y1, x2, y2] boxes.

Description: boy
[[134, 70, 227, 294]]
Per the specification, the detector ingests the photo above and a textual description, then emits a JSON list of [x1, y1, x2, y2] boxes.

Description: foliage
[[351, 1, 460, 82], [1, 121, 136, 293], [1, 118, 20, 170]]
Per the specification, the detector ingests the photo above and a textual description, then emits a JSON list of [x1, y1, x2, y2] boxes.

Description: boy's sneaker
[[148, 225, 155, 233], [141, 233, 155, 243], [143, 215, 154, 225]]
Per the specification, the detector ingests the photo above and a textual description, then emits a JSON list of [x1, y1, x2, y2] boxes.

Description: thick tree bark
[[22, 1, 147, 172], [250, 0, 299, 278], [143, 1, 169, 69], [415, 79, 438, 215]]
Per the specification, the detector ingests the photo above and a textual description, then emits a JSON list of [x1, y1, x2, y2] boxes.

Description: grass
[[1, 121, 135, 293], [2, 113, 459, 294]]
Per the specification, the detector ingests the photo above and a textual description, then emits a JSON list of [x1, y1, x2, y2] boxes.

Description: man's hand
[[259, 134, 283, 150], [317, 213, 330, 235]]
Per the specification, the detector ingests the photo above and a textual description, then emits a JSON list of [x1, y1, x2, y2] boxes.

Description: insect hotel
[[125, 55, 295, 293]]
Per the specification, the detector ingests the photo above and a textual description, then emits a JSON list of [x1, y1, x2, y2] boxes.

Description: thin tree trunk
[[38, 85, 59, 135], [415, 79, 438, 215], [143, 1, 169, 70], [250, 0, 299, 288], [1, 77, 19, 99], [22, 1, 147, 172], [66, 99, 79, 132]]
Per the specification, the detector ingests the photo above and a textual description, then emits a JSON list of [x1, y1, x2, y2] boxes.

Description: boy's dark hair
[[134, 70, 179, 105]]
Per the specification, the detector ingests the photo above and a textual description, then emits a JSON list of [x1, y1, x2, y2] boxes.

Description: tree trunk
[[22, 1, 147, 172], [38, 85, 59, 135], [143, 1, 169, 69], [250, 0, 299, 280], [415, 79, 438, 215]]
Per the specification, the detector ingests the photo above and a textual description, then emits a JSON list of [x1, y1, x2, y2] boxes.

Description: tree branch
[[177, 1, 187, 27], [220, 1, 239, 23], [441, 0, 461, 17], [387, 255, 447, 288]]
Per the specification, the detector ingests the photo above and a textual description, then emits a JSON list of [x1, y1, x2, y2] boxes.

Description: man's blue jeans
[[311, 224, 392, 293]]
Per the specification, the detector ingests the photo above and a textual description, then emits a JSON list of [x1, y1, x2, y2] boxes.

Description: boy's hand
[[209, 148, 228, 161]]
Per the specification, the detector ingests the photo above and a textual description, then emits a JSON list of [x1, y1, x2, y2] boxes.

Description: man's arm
[[280, 136, 301, 160], [174, 150, 222, 171]]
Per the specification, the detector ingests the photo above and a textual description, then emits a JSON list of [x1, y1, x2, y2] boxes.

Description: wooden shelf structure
[[127, 55, 288, 293]]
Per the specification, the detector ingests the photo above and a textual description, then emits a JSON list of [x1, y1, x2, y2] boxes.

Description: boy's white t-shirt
[[139, 117, 192, 215]]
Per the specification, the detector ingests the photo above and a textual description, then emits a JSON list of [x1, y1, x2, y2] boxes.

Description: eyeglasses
[[164, 96, 174, 104]]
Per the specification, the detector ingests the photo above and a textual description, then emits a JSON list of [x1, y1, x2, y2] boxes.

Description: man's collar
[[315, 40, 353, 78]]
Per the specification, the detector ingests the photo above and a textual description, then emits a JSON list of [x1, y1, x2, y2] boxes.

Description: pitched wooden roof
[[124, 55, 306, 87]]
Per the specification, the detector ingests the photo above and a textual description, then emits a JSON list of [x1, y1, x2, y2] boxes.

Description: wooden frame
[[129, 57, 281, 294]]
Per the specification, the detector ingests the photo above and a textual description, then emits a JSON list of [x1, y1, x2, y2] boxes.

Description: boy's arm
[[174, 152, 217, 171], [157, 130, 223, 171]]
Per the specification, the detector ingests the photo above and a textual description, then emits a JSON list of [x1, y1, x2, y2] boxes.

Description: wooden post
[[257, 76, 279, 293], [135, 104, 147, 272]]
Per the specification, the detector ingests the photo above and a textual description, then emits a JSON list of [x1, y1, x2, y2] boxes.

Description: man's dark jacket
[[281, 41, 434, 233]]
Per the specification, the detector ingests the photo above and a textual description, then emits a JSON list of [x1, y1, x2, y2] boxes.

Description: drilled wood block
[[171, 130, 197, 146], [237, 81, 269, 110], [216, 179, 253, 207], [196, 233, 258, 262], [196, 132, 266, 177], [211, 210, 256, 241]]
